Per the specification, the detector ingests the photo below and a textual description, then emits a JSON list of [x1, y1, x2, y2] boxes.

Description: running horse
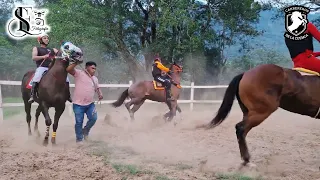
[[21, 41, 83, 146], [197, 63, 320, 167], [112, 61, 183, 124]]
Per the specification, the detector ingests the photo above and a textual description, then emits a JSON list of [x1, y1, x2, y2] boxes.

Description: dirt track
[[0, 103, 320, 180]]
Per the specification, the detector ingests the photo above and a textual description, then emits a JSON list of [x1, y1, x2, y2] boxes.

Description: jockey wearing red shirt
[[285, 22, 320, 72]]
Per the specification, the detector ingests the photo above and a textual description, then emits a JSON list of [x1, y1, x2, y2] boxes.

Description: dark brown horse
[[112, 61, 183, 124], [198, 63, 320, 167], [21, 41, 83, 146]]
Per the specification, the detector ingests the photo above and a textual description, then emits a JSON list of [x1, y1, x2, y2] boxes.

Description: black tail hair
[[208, 73, 244, 128], [112, 89, 129, 107]]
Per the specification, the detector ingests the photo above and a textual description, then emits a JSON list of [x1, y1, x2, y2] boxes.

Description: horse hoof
[[51, 138, 56, 145], [43, 139, 49, 146], [239, 162, 257, 170]]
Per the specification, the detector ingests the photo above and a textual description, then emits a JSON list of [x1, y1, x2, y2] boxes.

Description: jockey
[[28, 34, 72, 103], [152, 57, 174, 101], [285, 21, 320, 73]]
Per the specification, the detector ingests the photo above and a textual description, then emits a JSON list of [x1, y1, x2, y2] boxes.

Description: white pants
[[33, 67, 70, 83]]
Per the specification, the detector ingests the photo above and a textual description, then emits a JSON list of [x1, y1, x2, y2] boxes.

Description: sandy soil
[[1, 103, 320, 180]]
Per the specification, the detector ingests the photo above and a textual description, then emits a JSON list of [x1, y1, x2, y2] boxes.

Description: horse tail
[[207, 73, 244, 128], [112, 88, 129, 107]]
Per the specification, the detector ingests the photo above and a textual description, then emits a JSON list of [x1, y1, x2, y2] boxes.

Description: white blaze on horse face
[[288, 11, 307, 32], [60, 42, 82, 59]]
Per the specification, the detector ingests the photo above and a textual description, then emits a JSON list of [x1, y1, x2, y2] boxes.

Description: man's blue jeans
[[73, 103, 97, 142]]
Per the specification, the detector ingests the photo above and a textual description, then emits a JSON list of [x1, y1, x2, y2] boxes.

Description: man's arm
[[53, 48, 59, 55], [94, 77, 103, 100], [32, 47, 49, 61], [155, 62, 170, 72], [307, 22, 320, 42], [66, 63, 77, 76]]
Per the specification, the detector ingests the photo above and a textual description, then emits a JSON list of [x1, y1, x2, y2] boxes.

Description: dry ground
[[0, 103, 320, 180]]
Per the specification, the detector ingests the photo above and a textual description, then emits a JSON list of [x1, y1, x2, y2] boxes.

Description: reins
[[167, 64, 183, 88]]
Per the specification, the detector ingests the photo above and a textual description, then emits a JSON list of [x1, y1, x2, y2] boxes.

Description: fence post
[[190, 82, 194, 111], [129, 80, 133, 86], [0, 84, 3, 124]]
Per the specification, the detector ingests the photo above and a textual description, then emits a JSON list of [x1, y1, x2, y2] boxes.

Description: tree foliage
[[0, 0, 292, 85]]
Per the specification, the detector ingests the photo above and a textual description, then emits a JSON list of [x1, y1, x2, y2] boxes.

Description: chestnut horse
[[112, 61, 183, 124], [21, 41, 83, 146], [198, 63, 320, 166]]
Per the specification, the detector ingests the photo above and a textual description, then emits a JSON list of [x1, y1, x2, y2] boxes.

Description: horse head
[[291, 11, 307, 25], [54, 41, 84, 66], [170, 61, 183, 74]]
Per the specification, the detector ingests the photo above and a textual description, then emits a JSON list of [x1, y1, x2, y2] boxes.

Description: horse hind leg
[[23, 99, 32, 136], [129, 100, 145, 121], [125, 98, 143, 121], [236, 111, 272, 167], [34, 105, 42, 137]]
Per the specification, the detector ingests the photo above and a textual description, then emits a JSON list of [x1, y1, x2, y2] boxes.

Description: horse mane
[[48, 50, 62, 70]]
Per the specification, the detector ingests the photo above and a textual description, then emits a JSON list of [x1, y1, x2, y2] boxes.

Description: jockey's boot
[[66, 82, 72, 103], [166, 88, 175, 101], [28, 82, 38, 103]]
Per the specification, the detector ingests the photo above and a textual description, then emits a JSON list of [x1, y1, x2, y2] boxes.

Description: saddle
[[26, 70, 48, 89], [152, 80, 182, 90], [153, 81, 165, 90], [293, 67, 320, 76]]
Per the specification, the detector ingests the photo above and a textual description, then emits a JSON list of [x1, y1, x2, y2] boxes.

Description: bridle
[[167, 63, 183, 89], [173, 64, 183, 72]]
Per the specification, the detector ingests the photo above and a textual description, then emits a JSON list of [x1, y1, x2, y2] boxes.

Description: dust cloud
[[1, 101, 320, 180]]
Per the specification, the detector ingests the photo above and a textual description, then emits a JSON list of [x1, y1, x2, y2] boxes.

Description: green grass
[[2, 97, 24, 119], [112, 163, 141, 175], [216, 173, 264, 180], [3, 97, 23, 103]]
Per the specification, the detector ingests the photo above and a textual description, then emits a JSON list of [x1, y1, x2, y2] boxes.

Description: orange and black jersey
[[152, 61, 170, 77]]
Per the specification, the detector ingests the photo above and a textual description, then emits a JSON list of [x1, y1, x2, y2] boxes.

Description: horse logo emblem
[[284, 5, 310, 41]]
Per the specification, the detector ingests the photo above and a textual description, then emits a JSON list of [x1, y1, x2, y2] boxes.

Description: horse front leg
[[51, 104, 65, 145], [41, 102, 51, 146], [166, 100, 177, 126]]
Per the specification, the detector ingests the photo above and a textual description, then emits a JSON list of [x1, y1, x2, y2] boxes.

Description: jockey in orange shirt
[[152, 57, 174, 101]]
